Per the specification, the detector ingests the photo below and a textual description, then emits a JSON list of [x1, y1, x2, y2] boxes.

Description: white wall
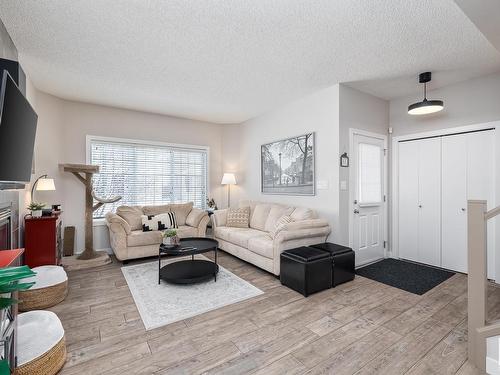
[[227, 85, 341, 240], [29, 88, 226, 253], [338, 84, 389, 245]]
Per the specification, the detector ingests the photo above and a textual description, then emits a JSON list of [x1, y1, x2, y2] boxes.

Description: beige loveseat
[[213, 200, 331, 276], [105, 202, 209, 262]]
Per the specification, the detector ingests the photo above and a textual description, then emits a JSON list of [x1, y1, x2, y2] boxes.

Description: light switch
[[340, 180, 348, 191]]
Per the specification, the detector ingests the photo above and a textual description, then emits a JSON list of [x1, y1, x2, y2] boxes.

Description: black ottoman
[[280, 247, 332, 297], [310, 243, 355, 286]]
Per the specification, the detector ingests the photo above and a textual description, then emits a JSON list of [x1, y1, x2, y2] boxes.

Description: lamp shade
[[36, 178, 56, 191], [408, 99, 444, 115], [221, 173, 236, 185]]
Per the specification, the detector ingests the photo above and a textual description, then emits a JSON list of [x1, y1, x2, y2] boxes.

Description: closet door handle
[[461, 208, 466, 212], [418, 205, 422, 208]]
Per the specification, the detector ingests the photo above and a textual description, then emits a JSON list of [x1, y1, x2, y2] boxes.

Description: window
[[358, 142, 382, 204], [88, 137, 208, 218]]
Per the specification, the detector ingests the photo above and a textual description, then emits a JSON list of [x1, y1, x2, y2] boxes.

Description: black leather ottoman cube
[[311, 243, 355, 286], [280, 247, 332, 297]]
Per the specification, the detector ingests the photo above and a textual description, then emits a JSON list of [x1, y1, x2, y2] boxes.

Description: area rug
[[356, 258, 455, 295], [121, 255, 264, 330]]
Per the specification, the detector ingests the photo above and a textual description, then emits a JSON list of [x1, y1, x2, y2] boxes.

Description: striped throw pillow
[[226, 207, 250, 228], [270, 215, 294, 238], [141, 212, 178, 232]]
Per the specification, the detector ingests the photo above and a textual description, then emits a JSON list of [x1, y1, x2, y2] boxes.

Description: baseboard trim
[[73, 247, 113, 255]]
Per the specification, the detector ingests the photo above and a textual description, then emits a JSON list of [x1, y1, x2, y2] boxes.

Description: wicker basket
[[15, 335, 66, 375], [19, 280, 68, 311]]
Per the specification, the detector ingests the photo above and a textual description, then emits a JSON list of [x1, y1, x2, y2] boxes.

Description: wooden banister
[[468, 200, 500, 372]]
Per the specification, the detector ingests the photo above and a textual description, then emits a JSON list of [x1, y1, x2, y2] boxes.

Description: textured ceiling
[[1, 1, 499, 123]]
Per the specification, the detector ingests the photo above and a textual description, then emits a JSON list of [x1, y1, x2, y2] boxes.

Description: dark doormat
[[356, 258, 455, 295]]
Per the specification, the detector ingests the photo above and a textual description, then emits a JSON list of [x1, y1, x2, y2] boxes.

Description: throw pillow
[[116, 205, 144, 231], [270, 215, 294, 238], [169, 202, 194, 226], [226, 207, 250, 228], [186, 208, 206, 227], [141, 212, 178, 232]]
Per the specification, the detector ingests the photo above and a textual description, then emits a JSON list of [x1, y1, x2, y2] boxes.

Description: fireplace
[[0, 191, 19, 251], [0, 206, 11, 250]]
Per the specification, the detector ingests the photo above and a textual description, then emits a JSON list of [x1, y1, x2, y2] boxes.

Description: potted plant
[[0, 265, 36, 372], [206, 198, 218, 211], [27, 202, 45, 218], [162, 229, 179, 247]]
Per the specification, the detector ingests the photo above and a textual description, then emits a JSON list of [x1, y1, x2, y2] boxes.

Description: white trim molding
[[348, 128, 388, 260], [391, 121, 500, 281]]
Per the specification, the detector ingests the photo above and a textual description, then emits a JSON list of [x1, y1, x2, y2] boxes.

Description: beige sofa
[[213, 200, 331, 276], [105, 202, 209, 262]]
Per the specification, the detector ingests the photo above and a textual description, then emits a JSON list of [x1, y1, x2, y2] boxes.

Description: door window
[[358, 143, 382, 205]]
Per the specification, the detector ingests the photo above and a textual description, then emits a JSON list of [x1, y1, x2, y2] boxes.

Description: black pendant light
[[408, 72, 444, 115]]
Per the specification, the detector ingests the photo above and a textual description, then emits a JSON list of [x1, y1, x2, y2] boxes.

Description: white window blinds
[[89, 138, 208, 218]]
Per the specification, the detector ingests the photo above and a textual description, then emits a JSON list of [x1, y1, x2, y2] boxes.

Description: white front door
[[351, 132, 386, 266]]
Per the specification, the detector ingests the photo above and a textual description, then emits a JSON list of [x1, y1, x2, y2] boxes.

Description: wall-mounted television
[[0, 70, 38, 187]]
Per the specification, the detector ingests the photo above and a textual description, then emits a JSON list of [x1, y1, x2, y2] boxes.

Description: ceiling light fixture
[[408, 72, 444, 115]]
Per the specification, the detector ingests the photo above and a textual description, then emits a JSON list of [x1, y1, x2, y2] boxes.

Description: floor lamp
[[221, 173, 236, 208]]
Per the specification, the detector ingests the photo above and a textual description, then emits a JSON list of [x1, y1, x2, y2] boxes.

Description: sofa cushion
[[142, 204, 171, 217], [105, 213, 131, 235], [250, 204, 272, 231], [186, 208, 206, 227], [248, 235, 274, 258], [264, 205, 294, 232], [176, 225, 198, 238], [227, 207, 250, 228], [127, 230, 162, 247], [291, 207, 316, 221], [229, 228, 265, 248], [141, 213, 177, 231], [214, 227, 233, 243], [169, 202, 194, 226], [214, 227, 263, 248], [116, 206, 143, 231]]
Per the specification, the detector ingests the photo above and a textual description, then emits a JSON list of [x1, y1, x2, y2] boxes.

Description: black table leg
[[158, 252, 161, 285], [214, 247, 218, 282]]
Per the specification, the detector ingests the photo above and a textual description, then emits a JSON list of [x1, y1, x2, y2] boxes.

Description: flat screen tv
[[0, 70, 38, 186]]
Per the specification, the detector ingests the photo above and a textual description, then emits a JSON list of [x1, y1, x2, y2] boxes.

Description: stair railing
[[468, 200, 500, 371]]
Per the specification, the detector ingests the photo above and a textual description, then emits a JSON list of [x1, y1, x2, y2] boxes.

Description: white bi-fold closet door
[[398, 129, 495, 276], [441, 131, 495, 276], [398, 138, 441, 267]]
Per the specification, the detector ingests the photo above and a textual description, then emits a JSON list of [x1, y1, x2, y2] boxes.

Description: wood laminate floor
[[52, 251, 496, 375]]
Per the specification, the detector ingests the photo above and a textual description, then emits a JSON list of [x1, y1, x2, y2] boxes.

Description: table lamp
[[31, 174, 56, 203]]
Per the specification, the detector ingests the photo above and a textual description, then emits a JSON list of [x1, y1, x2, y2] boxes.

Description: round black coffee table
[[158, 237, 219, 284]]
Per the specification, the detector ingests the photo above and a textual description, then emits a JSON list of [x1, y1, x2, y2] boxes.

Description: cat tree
[[60, 163, 122, 268]]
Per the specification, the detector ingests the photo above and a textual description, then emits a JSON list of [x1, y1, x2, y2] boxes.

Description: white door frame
[[391, 121, 500, 279], [349, 128, 388, 260]]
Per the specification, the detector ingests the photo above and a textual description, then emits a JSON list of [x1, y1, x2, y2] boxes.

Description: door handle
[[354, 209, 359, 214], [418, 205, 422, 208], [461, 208, 466, 212]]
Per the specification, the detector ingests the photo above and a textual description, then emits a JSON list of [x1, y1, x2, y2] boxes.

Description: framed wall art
[[261, 133, 315, 195]]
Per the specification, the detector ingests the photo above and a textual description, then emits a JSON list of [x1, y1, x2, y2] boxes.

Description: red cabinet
[[24, 214, 62, 268]]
